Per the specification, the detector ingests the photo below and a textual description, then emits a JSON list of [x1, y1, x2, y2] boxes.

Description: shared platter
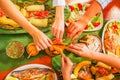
[[5, 64, 57, 80]]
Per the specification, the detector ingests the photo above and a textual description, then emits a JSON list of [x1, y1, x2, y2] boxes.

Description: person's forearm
[[0, 0, 38, 35], [91, 51, 120, 69], [78, 0, 102, 26], [55, 6, 64, 20], [63, 74, 71, 80]]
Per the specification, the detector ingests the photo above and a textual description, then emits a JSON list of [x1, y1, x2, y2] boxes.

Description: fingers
[[59, 30, 64, 40], [52, 23, 56, 36], [72, 31, 82, 40], [66, 22, 81, 39], [34, 37, 52, 50], [68, 23, 75, 32], [52, 24, 64, 40], [67, 47, 81, 55], [62, 56, 65, 66], [69, 28, 78, 39], [35, 45, 41, 51], [43, 37, 52, 47]]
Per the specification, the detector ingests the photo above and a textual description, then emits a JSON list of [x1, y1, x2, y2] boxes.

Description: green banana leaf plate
[[0, 0, 70, 34]]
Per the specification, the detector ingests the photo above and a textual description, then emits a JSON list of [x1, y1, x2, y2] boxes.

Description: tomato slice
[[34, 11, 49, 19], [93, 22, 100, 27], [78, 3, 82, 10], [85, 25, 88, 30], [97, 67, 109, 76], [112, 24, 118, 30], [69, 5, 74, 12]]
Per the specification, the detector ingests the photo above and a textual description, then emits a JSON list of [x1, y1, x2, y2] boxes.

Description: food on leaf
[[70, 61, 118, 80], [96, 62, 111, 70], [29, 18, 48, 27], [45, 39, 65, 56], [6, 41, 24, 59], [26, 43, 39, 58], [102, 20, 120, 57], [0, 1, 54, 29], [66, 3, 103, 31], [80, 34, 102, 52], [73, 61, 91, 78], [26, 5, 45, 11]]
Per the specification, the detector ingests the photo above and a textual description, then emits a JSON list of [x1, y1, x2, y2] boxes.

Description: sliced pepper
[[74, 61, 91, 78]]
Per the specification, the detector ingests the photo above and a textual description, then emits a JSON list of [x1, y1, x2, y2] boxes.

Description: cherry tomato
[[69, 5, 74, 12], [78, 3, 82, 10], [112, 24, 118, 30], [111, 68, 119, 73], [85, 25, 88, 30], [34, 11, 49, 19], [44, 11, 49, 17], [97, 67, 109, 76], [93, 22, 100, 27], [66, 20, 70, 23]]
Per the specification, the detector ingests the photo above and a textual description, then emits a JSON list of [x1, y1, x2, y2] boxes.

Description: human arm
[[52, 0, 65, 40], [66, 0, 102, 40], [62, 55, 73, 80], [66, 43, 120, 69], [97, 0, 112, 9], [0, 0, 52, 50]]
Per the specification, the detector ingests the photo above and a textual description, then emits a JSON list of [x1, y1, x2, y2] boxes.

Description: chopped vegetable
[[6, 41, 24, 59], [66, 3, 103, 31], [74, 61, 91, 77]]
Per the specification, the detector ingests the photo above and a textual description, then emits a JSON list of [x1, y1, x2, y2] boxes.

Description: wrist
[[55, 6, 64, 19], [27, 25, 41, 36], [77, 15, 89, 29], [83, 1, 102, 21], [63, 73, 71, 80]]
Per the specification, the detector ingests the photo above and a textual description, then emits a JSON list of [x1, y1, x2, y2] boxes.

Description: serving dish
[[102, 19, 120, 57], [80, 34, 102, 52], [66, 2, 103, 31], [5, 64, 57, 80]]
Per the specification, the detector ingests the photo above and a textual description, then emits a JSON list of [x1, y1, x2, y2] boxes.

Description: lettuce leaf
[[52, 51, 91, 71]]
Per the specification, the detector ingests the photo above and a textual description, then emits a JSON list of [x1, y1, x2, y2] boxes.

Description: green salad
[[66, 3, 103, 31]]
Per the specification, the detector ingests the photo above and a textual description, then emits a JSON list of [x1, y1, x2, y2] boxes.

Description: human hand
[[62, 55, 73, 80], [52, 18, 64, 40], [66, 43, 92, 58], [31, 29, 52, 51], [65, 0, 73, 4], [66, 20, 87, 40]]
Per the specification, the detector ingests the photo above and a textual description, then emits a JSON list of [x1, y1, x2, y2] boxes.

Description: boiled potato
[[29, 18, 48, 27], [26, 5, 44, 11]]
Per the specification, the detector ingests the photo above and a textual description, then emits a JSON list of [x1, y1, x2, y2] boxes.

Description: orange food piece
[[115, 46, 120, 58], [52, 39, 64, 45], [74, 61, 91, 78], [26, 43, 39, 58], [46, 71, 55, 80], [45, 39, 65, 56]]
